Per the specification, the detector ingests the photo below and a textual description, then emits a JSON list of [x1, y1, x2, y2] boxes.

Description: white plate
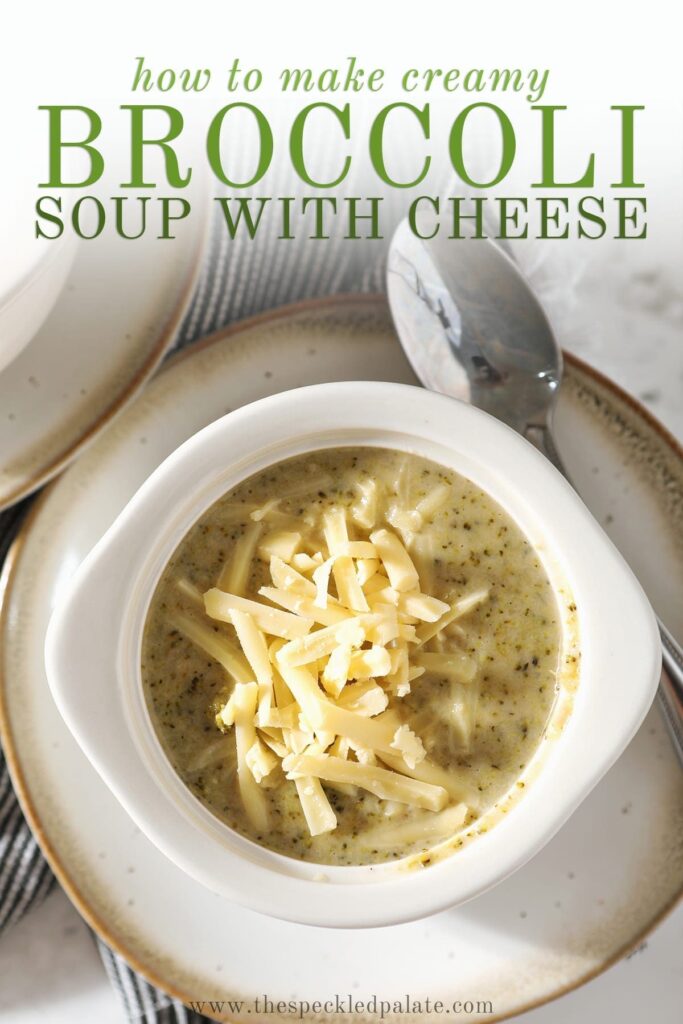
[[0, 183, 208, 511], [1, 296, 682, 1022]]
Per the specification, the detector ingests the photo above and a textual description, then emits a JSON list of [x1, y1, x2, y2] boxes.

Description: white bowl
[[0, 220, 76, 374], [45, 382, 661, 928], [0, 115, 77, 373]]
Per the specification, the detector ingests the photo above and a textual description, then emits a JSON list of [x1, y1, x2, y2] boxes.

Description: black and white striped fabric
[[0, 196, 394, 1022], [0, 502, 57, 931]]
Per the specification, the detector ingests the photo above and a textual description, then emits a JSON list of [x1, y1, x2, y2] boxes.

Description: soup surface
[[142, 448, 561, 865]]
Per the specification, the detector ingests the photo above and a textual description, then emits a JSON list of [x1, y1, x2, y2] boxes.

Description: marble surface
[[0, 241, 681, 1023]]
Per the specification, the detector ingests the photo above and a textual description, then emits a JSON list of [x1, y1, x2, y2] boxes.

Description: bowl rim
[[0, 228, 72, 310], [0, 230, 78, 373], [45, 380, 661, 928]]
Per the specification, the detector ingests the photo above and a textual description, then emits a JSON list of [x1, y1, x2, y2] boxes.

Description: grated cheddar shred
[[174, 505, 489, 838]]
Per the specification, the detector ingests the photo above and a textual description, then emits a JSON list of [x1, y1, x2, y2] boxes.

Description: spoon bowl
[[387, 219, 563, 443], [387, 216, 683, 760]]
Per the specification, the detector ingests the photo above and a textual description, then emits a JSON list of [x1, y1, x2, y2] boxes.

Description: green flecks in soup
[[141, 448, 562, 865]]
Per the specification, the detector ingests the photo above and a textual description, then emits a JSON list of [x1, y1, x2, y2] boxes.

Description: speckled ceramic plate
[[0, 185, 208, 511], [1, 296, 682, 1023]]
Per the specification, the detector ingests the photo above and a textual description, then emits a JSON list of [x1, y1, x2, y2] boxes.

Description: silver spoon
[[386, 217, 683, 763]]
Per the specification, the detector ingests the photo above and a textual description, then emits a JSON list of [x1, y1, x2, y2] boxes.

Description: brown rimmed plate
[[1, 295, 682, 1022], [0, 183, 209, 511]]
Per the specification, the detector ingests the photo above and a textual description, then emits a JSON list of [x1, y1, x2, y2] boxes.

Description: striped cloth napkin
[[0, 200, 388, 1022]]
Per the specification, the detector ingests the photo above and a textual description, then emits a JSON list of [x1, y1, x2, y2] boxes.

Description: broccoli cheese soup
[[141, 447, 562, 865]]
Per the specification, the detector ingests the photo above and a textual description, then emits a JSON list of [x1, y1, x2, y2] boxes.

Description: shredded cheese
[[204, 589, 313, 639], [232, 683, 269, 830], [246, 737, 278, 784], [217, 522, 262, 595], [258, 530, 302, 562], [290, 551, 323, 573], [390, 724, 426, 770], [413, 651, 478, 683], [172, 613, 252, 685], [312, 557, 335, 609], [258, 586, 350, 627], [369, 529, 421, 592], [283, 754, 448, 811], [415, 589, 490, 646], [177, 506, 489, 841], [294, 777, 337, 836], [416, 482, 451, 520], [228, 609, 273, 724], [351, 478, 380, 529]]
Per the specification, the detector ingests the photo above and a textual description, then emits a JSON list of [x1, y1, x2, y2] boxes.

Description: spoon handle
[[525, 423, 683, 764], [523, 424, 567, 475], [658, 636, 683, 769]]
